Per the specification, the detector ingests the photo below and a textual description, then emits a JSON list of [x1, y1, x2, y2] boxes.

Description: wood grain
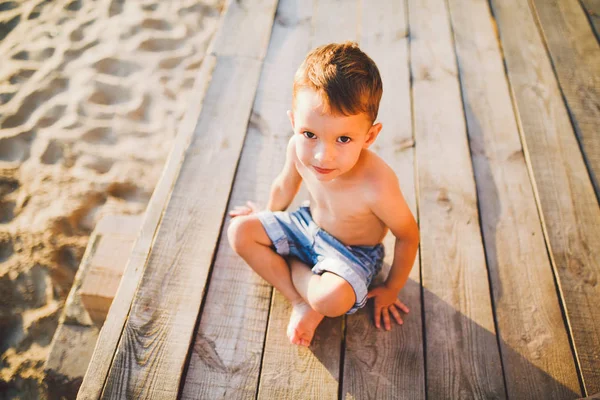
[[490, 0, 600, 394], [312, 0, 360, 47], [579, 0, 600, 40], [98, 55, 265, 400], [258, 291, 343, 400], [447, 0, 581, 397], [77, 53, 217, 400], [530, 0, 600, 201], [342, 1, 425, 399], [256, 1, 358, 398], [210, 0, 279, 60], [180, 0, 313, 398], [409, 0, 506, 397]]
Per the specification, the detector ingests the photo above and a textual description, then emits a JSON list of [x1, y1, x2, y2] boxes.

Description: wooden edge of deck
[[77, 32, 218, 400], [77, 0, 280, 398]]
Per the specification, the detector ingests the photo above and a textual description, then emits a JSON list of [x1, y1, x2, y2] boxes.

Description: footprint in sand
[[0, 177, 19, 197], [0, 90, 16, 105], [92, 57, 142, 78], [64, 0, 82, 12], [0, 1, 19, 12], [81, 126, 117, 145], [75, 154, 114, 174], [1, 77, 67, 129], [27, 0, 53, 21], [139, 37, 185, 53], [0, 14, 19, 41], [54, 245, 80, 274], [0, 235, 14, 263], [107, 181, 149, 203], [108, 0, 124, 17], [6, 265, 51, 309], [68, 192, 107, 233], [69, 19, 94, 42], [88, 80, 132, 106], [40, 139, 64, 165], [126, 94, 151, 121], [0, 132, 35, 163], [142, 18, 172, 31], [0, 200, 16, 223]]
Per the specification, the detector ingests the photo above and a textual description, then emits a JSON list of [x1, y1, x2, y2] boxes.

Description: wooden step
[[79, 217, 142, 326]]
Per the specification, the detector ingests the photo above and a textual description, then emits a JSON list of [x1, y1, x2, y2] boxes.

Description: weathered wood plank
[[210, 0, 279, 60], [579, 0, 600, 40], [447, 0, 581, 397], [77, 53, 217, 400], [490, 0, 600, 394], [98, 54, 266, 400], [179, 0, 313, 398], [342, 1, 425, 399], [258, 291, 343, 399], [409, 0, 506, 398], [530, 0, 600, 201], [255, 1, 355, 399], [312, 0, 360, 47]]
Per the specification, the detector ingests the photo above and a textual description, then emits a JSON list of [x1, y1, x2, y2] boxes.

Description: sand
[[0, 0, 224, 397]]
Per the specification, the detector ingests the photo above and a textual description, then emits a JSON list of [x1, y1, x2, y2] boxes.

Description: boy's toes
[[287, 329, 311, 347]]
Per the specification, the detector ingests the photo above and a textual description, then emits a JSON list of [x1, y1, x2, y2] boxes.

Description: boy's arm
[[267, 137, 302, 211], [368, 167, 420, 329]]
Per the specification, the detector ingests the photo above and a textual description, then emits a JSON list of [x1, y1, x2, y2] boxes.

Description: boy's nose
[[314, 144, 335, 163]]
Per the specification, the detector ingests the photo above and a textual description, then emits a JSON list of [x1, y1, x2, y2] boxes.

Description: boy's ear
[[287, 110, 295, 130], [363, 122, 382, 148]]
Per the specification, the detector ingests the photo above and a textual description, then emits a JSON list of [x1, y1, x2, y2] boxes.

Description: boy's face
[[288, 89, 382, 182]]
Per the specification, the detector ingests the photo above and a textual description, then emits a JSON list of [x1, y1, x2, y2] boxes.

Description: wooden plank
[[254, 1, 348, 399], [210, 0, 279, 60], [258, 292, 342, 399], [179, 0, 313, 398], [530, 0, 600, 201], [446, 0, 581, 397], [408, 0, 506, 398], [490, 0, 600, 394], [580, 0, 600, 40], [257, 1, 361, 398], [97, 54, 266, 399], [312, 0, 360, 47], [77, 51, 217, 400], [78, 2, 279, 397], [342, 1, 425, 399]]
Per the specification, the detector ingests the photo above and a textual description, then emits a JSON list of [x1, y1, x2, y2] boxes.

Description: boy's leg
[[289, 258, 356, 317], [227, 215, 324, 347]]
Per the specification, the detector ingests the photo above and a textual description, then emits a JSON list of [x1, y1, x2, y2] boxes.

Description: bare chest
[[299, 169, 386, 245]]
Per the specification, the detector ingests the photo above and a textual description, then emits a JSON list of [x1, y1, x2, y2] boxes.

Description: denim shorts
[[256, 205, 384, 314]]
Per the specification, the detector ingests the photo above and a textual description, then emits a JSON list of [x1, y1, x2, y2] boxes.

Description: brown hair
[[293, 42, 383, 123]]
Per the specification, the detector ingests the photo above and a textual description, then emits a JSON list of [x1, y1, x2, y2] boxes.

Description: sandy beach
[[0, 0, 223, 397]]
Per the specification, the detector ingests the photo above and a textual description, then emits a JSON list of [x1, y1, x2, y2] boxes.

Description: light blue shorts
[[256, 205, 384, 314]]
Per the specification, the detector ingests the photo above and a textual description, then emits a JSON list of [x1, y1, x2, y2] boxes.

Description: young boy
[[228, 42, 419, 347]]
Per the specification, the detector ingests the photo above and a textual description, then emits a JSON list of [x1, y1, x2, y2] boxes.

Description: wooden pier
[[77, 0, 600, 398]]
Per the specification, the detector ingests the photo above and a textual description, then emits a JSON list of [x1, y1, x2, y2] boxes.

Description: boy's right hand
[[228, 201, 260, 218]]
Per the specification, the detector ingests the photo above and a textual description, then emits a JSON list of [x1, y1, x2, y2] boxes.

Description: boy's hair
[[293, 42, 383, 123]]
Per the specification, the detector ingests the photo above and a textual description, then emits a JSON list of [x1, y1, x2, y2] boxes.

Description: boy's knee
[[227, 216, 251, 253], [308, 274, 356, 317]]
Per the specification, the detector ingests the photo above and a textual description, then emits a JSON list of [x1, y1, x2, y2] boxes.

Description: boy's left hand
[[229, 201, 260, 217], [367, 285, 409, 330]]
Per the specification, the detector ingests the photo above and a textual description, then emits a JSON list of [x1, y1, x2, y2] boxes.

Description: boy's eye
[[337, 136, 351, 143], [303, 131, 316, 139]]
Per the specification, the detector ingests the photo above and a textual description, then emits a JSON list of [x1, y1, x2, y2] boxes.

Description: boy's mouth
[[313, 166, 335, 174]]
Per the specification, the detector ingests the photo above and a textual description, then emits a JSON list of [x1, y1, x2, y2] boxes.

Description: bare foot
[[287, 301, 324, 347]]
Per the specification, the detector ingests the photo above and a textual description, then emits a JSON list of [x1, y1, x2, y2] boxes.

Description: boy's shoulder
[[361, 149, 398, 182], [358, 149, 400, 197]]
